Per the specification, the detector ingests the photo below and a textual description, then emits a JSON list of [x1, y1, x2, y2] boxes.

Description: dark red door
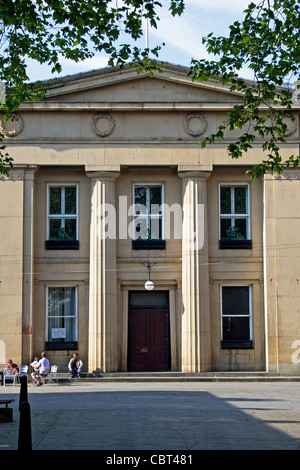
[[128, 307, 170, 371]]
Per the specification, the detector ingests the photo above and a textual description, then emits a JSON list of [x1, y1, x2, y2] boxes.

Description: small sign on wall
[[51, 328, 66, 339]]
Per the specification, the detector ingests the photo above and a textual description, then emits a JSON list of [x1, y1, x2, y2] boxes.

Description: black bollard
[[18, 374, 32, 450], [18, 401, 32, 450], [19, 375, 28, 411]]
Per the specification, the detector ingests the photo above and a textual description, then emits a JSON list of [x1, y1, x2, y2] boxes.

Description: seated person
[[68, 353, 83, 378], [5, 359, 19, 374], [30, 357, 39, 382], [31, 352, 50, 386]]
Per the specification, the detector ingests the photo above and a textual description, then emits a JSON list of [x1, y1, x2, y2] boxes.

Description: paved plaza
[[0, 380, 299, 452]]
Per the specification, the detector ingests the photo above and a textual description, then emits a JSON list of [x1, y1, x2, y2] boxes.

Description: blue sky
[[26, 0, 255, 82]]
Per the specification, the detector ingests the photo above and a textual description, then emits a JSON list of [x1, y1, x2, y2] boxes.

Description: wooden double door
[[128, 291, 170, 372]]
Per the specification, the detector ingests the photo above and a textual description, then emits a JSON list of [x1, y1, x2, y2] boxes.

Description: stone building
[[0, 63, 299, 374]]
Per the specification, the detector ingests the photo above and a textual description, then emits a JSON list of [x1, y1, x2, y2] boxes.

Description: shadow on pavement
[[0, 388, 299, 450]]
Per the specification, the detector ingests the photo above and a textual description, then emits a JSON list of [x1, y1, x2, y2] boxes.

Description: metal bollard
[[19, 375, 28, 411], [18, 375, 32, 451]]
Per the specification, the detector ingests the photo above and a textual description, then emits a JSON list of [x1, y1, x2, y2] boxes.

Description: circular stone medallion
[[183, 113, 207, 137], [91, 113, 115, 137]]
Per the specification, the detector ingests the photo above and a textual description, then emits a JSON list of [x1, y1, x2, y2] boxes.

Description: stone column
[[22, 166, 37, 364], [87, 171, 119, 373], [178, 171, 211, 372]]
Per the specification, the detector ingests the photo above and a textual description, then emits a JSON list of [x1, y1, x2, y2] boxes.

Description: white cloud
[[58, 55, 110, 72], [146, 0, 257, 75], [26, 1, 258, 80], [184, 0, 256, 12]]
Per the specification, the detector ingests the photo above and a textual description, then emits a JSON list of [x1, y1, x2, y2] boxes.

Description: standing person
[[32, 352, 50, 386], [68, 353, 83, 378]]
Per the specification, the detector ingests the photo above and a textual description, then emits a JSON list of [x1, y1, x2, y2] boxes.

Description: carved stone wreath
[[283, 113, 298, 137], [91, 113, 115, 137], [0, 113, 24, 137], [183, 113, 207, 137]]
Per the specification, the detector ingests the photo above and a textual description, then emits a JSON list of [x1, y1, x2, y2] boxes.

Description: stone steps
[[45, 371, 300, 383]]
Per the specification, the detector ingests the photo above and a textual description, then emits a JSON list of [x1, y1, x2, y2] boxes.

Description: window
[[46, 185, 79, 249], [219, 184, 251, 249], [46, 287, 77, 350], [221, 286, 253, 349], [132, 184, 165, 249]]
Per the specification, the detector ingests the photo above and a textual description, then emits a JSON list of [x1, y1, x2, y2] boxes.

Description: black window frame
[[221, 285, 253, 349]]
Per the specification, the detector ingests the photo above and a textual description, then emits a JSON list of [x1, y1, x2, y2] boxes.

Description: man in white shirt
[[32, 352, 50, 386]]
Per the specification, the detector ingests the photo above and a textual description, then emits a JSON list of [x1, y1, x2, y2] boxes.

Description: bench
[[0, 399, 15, 422]]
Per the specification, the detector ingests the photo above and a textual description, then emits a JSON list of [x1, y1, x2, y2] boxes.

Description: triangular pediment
[[38, 62, 244, 108]]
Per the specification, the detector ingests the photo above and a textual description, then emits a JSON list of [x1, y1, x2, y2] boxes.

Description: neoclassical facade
[[0, 63, 299, 374]]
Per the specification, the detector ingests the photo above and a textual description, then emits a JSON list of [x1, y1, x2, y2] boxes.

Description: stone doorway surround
[[119, 283, 179, 372]]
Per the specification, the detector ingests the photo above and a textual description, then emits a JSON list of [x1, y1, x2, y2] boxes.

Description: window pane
[[150, 186, 162, 208], [65, 187, 77, 215], [64, 218, 77, 240], [150, 217, 162, 239], [220, 218, 231, 239], [48, 287, 76, 317], [234, 219, 247, 239], [134, 187, 146, 207], [222, 317, 250, 341], [49, 187, 61, 214], [48, 317, 76, 341], [220, 187, 231, 214], [134, 217, 149, 240], [64, 317, 77, 341], [222, 286, 249, 316], [129, 291, 169, 306], [235, 186, 247, 214], [49, 218, 62, 240]]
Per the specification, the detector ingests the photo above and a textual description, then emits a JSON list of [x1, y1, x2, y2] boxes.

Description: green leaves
[[0, 0, 184, 173], [191, 0, 300, 178], [0, 0, 299, 179]]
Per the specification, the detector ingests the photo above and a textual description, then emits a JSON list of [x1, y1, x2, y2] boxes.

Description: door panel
[[128, 306, 170, 372]]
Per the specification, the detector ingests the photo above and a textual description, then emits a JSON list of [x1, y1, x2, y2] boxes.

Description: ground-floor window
[[221, 285, 253, 349], [46, 286, 77, 349]]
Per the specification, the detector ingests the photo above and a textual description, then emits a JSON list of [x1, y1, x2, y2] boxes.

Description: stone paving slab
[[0, 381, 299, 451]]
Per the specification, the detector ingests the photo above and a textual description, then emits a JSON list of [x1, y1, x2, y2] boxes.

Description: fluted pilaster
[[87, 171, 119, 373], [179, 171, 211, 372]]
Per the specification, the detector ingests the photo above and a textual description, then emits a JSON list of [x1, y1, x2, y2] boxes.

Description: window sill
[[45, 341, 78, 350], [45, 240, 79, 250], [132, 240, 166, 250], [221, 340, 253, 349], [219, 239, 252, 250]]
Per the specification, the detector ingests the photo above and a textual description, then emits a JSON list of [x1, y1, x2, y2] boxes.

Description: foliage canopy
[[0, 0, 299, 178], [190, 0, 300, 178]]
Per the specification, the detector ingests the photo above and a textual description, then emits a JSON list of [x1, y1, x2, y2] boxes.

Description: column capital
[[86, 171, 120, 182], [178, 170, 211, 181], [85, 165, 120, 180]]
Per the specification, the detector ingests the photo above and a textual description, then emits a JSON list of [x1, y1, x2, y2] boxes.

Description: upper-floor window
[[132, 184, 165, 249], [46, 185, 79, 249], [219, 184, 251, 249]]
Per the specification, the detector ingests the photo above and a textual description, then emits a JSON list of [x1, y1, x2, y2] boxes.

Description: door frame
[[119, 283, 179, 371]]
